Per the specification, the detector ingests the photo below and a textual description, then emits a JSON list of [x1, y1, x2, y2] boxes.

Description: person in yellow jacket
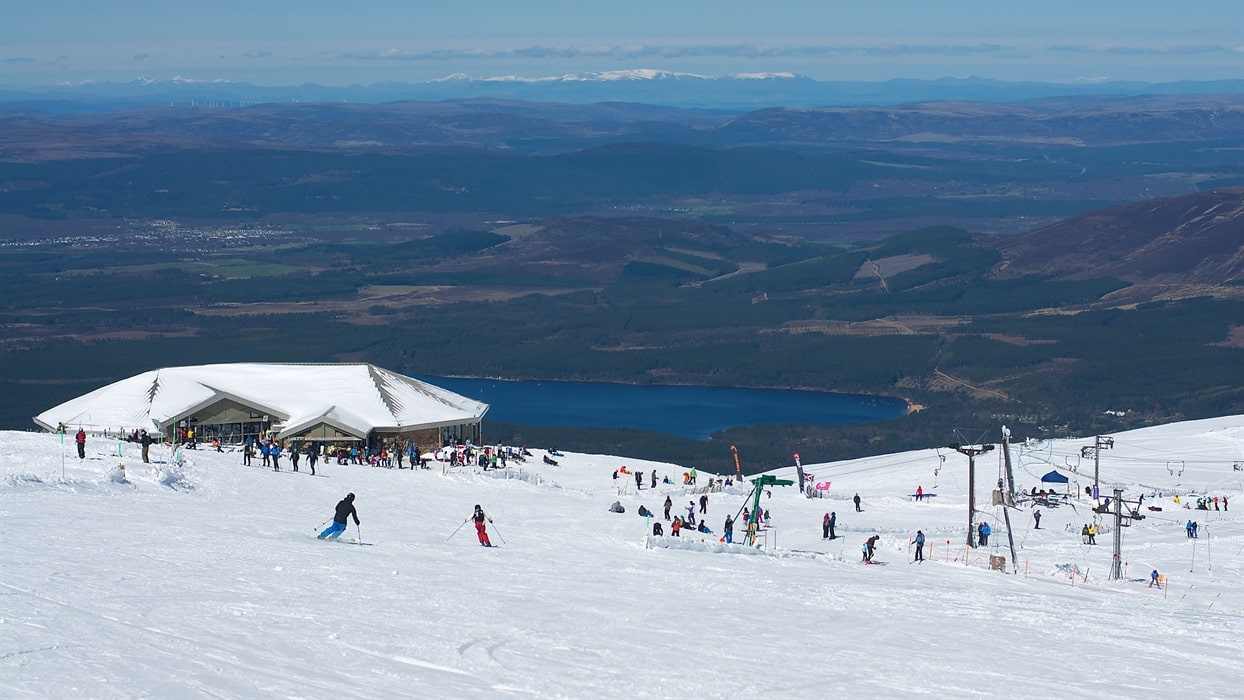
[[1087, 523, 1098, 545]]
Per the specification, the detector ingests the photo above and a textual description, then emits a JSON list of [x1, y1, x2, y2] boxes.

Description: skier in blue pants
[[319, 493, 359, 539]]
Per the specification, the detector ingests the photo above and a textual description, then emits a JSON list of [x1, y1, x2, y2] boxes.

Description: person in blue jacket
[[978, 521, 991, 546], [914, 530, 926, 562]]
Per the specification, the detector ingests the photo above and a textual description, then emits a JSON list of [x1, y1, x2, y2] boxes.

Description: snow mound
[[5, 472, 54, 489], [644, 535, 768, 555], [151, 463, 193, 490], [481, 467, 561, 490], [104, 465, 130, 485]]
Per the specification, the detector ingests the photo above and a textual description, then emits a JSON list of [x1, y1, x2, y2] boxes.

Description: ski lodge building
[[33, 363, 489, 449]]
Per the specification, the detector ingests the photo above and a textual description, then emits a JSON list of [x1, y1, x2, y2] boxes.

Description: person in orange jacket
[[671, 516, 682, 537]]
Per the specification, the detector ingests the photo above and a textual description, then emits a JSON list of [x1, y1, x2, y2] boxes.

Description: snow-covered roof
[[33, 363, 488, 437]]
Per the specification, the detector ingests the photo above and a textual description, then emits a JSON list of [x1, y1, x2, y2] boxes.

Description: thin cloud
[[339, 42, 1024, 63], [1048, 43, 1239, 56], [243, 49, 273, 58], [4, 56, 36, 64]]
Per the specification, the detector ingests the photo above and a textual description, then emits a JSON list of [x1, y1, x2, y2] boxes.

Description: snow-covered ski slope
[[2, 416, 1242, 699]]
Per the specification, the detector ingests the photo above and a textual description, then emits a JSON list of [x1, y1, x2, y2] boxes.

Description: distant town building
[[34, 363, 488, 448]]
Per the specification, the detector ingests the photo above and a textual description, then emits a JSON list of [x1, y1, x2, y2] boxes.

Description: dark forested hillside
[[1, 95, 1241, 468]]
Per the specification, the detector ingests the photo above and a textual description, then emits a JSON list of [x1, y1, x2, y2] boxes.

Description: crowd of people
[[1187, 496, 1228, 511], [230, 437, 537, 475]]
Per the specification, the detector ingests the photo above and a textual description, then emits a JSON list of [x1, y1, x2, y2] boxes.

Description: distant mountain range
[[4, 71, 1243, 112]]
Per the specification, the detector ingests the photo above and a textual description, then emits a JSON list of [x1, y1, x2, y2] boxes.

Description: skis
[[317, 536, 373, 546]]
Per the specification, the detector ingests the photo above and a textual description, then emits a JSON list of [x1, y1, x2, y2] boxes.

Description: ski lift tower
[[950, 440, 994, 548], [1081, 436, 1114, 498], [1104, 488, 1145, 580]]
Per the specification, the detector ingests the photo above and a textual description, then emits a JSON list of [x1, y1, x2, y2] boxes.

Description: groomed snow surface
[[2, 417, 1242, 699]]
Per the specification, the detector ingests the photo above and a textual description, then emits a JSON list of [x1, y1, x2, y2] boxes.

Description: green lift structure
[[741, 474, 794, 545]]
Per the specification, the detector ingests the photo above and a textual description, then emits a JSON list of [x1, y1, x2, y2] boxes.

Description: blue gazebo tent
[[1041, 470, 1069, 484], [1041, 469, 1070, 494]]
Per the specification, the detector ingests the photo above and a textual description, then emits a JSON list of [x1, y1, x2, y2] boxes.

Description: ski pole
[[490, 520, 506, 545], [356, 523, 363, 543], [314, 518, 332, 531], [447, 519, 468, 542]]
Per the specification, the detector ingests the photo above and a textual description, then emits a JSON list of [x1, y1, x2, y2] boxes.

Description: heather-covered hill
[[994, 187, 1244, 303]]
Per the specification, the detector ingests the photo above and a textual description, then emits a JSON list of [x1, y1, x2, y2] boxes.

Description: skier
[[291, 446, 300, 472], [671, 516, 682, 537], [470, 504, 493, 547], [853, 493, 862, 512], [699, 494, 709, 515], [271, 443, 281, 472], [243, 438, 253, 466], [1149, 569, 1161, 588], [139, 429, 152, 464], [1033, 509, 1042, 529], [75, 427, 86, 460], [664, 495, 673, 521], [864, 534, 880, 563], [307, 444, 318, 476], [318, 493, 359, 540], [822, 512, 831, 539], [650, 470, 657, 489], [1083, 524, 1092, 544], [916, 485, 923, 502], [914, 530, 926, 562], [1087, 523, 1097, 545], [828, 511, 837, 540], [724, 515, 734, 544], [686, 501, 697, 526], [635, 470, 642, 490], [978, 521, 991, 546]]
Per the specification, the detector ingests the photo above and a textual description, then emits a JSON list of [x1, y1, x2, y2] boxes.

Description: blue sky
[[2, 0, 1241, 87]]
